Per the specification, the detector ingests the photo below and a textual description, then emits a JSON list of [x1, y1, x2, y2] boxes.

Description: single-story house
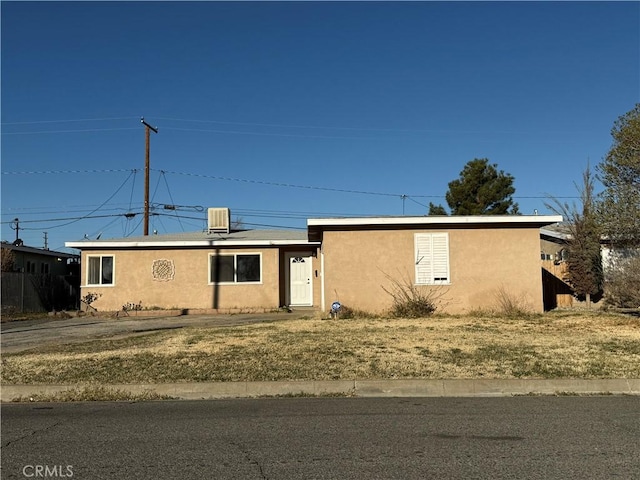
[[65, 210, 562, 314], [1, 242, 81, 312], [1, 241, 79, 276]]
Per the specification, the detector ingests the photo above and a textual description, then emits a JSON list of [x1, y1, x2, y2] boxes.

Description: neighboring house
[[1, 241, 79, 276], [65, 210, 562, 314], [539, 226, 574, 309], [1, 242, 80, 312]]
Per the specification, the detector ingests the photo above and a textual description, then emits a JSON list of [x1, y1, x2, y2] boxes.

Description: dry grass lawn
[[2, 311, 639, 385]]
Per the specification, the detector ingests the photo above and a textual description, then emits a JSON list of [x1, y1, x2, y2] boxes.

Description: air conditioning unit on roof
[[208, 208, 231, 234]]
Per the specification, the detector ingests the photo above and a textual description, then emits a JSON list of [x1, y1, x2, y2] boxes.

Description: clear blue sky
[[2, 1, 639, 252]]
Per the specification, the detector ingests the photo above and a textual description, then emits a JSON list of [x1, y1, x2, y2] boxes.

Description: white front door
[[289, 255, 313, 306]]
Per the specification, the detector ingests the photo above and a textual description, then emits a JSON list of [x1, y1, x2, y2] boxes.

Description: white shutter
[[415, 234, 433, 284], [432, 233, 449, 283], [414, 233, 450, 285]]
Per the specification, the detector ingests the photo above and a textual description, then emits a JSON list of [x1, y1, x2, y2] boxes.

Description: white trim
[[86, 254, 115, 286], [540, 228, 571, 241], [66, 240, 318, 249], [308, 215, 562, 227]]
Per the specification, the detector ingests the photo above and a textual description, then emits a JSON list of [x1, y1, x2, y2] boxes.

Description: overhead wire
[[151, 116, 569, 136], [155, 168, 419, 198], [14, 170, 137, 230], [160, 171, 185, 232], [1, 116, 138, 125], [2, 168, 136, 175], [2, 128, 140, 135], [162, 126, 373, 140]]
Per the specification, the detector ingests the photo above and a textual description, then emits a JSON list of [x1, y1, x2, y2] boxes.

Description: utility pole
[[43, 232, 49, 250], [11, 218, 20, 243], [14, 218, 20, 241], [141, 117, 158, 236]]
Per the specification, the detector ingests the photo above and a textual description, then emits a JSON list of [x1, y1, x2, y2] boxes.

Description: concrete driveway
[[0, 311, 309, 354]]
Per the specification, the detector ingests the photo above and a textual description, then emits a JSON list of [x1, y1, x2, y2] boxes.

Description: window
[[415, 233, 450, 285], [210, 253, 261, 284], [87, 255, 114, 286]]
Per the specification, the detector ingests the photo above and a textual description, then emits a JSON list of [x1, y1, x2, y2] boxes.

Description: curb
[[2, 378, 639, 402]]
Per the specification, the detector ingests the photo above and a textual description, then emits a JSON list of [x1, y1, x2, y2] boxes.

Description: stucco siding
[[320, 227, 544, 314], [79, 247, 281, 312]]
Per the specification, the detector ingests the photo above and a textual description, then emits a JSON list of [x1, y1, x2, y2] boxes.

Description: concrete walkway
[[3, 378, 639, 402]]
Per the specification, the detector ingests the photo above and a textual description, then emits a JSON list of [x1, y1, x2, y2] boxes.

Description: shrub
[[604, 254, 640, 308], [328, 304, 376, 320], [381, 270, 444, 318], [494, 286, 533, 317]]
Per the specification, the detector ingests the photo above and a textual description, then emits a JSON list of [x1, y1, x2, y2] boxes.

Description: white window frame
[[208, 252, 262, 285], [415, 233, 450, 285], [86, 254, 115, 286]]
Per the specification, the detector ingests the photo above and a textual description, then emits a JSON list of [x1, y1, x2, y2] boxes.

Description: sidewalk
[[3, 378, 639, 402]]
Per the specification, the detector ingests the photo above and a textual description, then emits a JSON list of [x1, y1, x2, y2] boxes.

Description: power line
[[12, 171, 137, 230], [162, 126, 370, 140], [160, 171, 185, 232], [156, 169, 414, 198], [153, 115, 437, 133], [152, 116, 573, 136], [0, 212, 138, 226], [1, 128, 140, 135], [0, 167, 580, 200], [155, 168, 580, 200], [2, 168, 136, 175], [1, 116, 138, 125]]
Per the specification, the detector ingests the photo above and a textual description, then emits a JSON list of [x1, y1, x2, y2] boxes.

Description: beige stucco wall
[[320, 227, 545, 315], [78, 247, 282, 312], [540, 237, 566, 261]]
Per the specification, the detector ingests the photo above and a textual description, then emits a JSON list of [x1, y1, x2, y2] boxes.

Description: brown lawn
[[2, 311, 639, 385]]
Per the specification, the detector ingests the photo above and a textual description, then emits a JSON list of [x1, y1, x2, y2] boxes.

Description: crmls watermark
[[22, 465, 74, 478]]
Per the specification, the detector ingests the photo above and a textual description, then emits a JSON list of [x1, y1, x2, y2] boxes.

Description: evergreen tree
[[445, 159, 519, 215], [428, 202, 448, 215], [546, 166, 603, 308], [597, 103, 640, 248]]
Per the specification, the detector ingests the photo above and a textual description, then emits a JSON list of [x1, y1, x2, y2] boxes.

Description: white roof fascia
[[307, 215, 563, 227], [65, 239, 319, 249], [540, 227, 571, 241]]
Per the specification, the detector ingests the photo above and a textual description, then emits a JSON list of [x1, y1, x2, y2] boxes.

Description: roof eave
[[307, 215, 563, 228], [65, 239, 320, 249]]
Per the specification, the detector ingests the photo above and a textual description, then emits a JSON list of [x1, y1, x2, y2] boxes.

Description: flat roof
[[1, 242, 79, 258], [66, 229, 317, 249], [307, 215, 563, 228]]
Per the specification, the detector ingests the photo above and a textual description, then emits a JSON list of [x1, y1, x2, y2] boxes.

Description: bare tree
[[1, 247, 16, 272], [546, 166, 603, 308]]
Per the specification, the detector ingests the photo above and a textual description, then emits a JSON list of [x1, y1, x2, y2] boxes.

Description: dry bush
[[494, 286, 533, 317], [1, 247, 15, 272], [605, 255, 640, 308], [381, 270, 446, 318]]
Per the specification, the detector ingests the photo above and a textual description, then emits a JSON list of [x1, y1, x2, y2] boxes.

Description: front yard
[[2, 311, 639, 385]]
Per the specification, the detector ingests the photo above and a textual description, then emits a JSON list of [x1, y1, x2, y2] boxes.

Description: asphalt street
[[2, 396, 639, 479]]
